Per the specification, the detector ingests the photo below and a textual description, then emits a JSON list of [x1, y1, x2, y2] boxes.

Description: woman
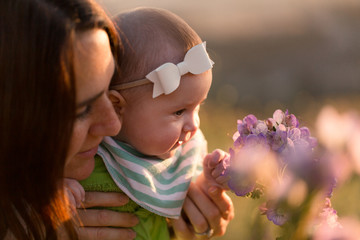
[[0, 0, 127, 238]]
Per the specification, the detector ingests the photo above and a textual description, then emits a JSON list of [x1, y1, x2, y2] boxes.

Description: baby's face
[[118, 69, 212, 159]]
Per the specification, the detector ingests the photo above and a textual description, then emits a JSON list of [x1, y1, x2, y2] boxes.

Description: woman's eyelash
[[76, 105, 93, 119]]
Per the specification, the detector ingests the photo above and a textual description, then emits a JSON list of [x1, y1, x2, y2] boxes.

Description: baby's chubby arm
[[202, 149, 231, 190], [63, 178, 85, 212]]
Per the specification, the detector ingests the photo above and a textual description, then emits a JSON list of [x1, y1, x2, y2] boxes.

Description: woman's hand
[[76, 192, 139, 240], [170, 182, 234, 239], [64, 178, 85, 214]]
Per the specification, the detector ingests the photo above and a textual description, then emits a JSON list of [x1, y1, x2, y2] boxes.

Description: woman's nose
[[90, 97, 121, 137]]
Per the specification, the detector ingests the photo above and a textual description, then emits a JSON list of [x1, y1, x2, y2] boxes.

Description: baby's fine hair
[[112, 7, 202, 86]]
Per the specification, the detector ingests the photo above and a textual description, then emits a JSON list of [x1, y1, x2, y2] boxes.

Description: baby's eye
[[174, 109, 185, 116]]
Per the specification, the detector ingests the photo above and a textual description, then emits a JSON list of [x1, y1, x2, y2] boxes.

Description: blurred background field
[[96, 0, 360, 238]]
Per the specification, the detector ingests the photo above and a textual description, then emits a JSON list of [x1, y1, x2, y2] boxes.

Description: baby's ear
[[108, 90, 126, 118]]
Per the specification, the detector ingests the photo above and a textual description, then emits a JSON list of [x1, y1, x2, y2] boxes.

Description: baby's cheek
[[164, 128, 180, 143], [146, 135, 178, 156]]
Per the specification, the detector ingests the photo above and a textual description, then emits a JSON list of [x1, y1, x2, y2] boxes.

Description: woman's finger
[[81, 192, 129, 208], [182, 197, 209, 237], [170, 216, 194, 240], [77, 227, 136, 240], [75, 192, 139, 240], [77, 209, 138, 228], [187, 183, 222, 236], [207, 186, 234, 220]]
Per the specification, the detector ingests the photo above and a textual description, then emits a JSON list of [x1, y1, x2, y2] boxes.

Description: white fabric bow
[[146, 42, 214, 98]]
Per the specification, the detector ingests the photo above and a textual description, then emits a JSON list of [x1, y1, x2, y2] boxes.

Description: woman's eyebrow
[[76, 91, 104, 108]]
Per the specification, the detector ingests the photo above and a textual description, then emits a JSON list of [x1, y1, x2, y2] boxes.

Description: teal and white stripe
[[98, 130, 207, 218]]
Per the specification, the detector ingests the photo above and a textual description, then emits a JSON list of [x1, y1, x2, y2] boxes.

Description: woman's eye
[[174, 109, 185, 116], [76, 105, 92, 119]]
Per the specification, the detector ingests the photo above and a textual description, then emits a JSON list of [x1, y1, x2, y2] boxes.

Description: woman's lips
[[77, 146, 98, 158]]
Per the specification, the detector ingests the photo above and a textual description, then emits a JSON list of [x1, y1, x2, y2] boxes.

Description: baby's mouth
[[168, 140, 183, 153], [177, 132, 191, 146]]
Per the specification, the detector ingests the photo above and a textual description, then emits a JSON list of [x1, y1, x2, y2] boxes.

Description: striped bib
[[97, 130, 207, 218]]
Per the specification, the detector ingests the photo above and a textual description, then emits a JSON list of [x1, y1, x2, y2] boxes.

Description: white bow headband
[[110, 42, 214, 98]]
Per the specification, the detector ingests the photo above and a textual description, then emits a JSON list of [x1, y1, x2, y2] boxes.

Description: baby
[[67, 7, 228, 239]]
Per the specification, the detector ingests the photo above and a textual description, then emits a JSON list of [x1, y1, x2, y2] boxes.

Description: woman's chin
[[64, 157, 95, 180]]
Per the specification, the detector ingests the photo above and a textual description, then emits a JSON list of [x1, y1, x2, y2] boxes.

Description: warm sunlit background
[[96, 0, 360, 239]]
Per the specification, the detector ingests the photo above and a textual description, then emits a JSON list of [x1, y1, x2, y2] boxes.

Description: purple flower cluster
[[223, 109, 335, 226], [233, 109, 317, 160]]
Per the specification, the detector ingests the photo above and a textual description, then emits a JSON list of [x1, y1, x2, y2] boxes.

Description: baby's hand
[[63, 178, 85, 214], [203, 149, 230, 190]]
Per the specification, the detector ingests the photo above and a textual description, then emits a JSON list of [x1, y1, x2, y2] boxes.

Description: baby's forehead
[[145, 39, 185, 70]]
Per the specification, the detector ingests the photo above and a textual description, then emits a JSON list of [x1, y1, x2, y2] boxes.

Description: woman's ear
[[108, 90, 126, 118]]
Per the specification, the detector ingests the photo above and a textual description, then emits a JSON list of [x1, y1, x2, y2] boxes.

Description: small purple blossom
[[260, 202, 290, 226], [228, 178, 255, 197], [237, 115, 257, 136], [267, 207, 289, 226], [269, 125, 288, 152], [273, 109, 285, 124], [285, 114, 299, 128], [300, 127, 318, 148], [245, 133, 267, 147], [243, 114, 258, 129]]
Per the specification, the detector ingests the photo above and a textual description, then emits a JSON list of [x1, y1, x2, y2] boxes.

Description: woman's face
[[65, 29, 121, 180]]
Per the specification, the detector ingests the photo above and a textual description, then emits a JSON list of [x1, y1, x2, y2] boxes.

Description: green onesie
[[80, 156, 170, 240]]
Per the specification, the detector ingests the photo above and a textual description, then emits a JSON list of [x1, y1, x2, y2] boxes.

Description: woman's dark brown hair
[[0, 0, 120, 239]]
